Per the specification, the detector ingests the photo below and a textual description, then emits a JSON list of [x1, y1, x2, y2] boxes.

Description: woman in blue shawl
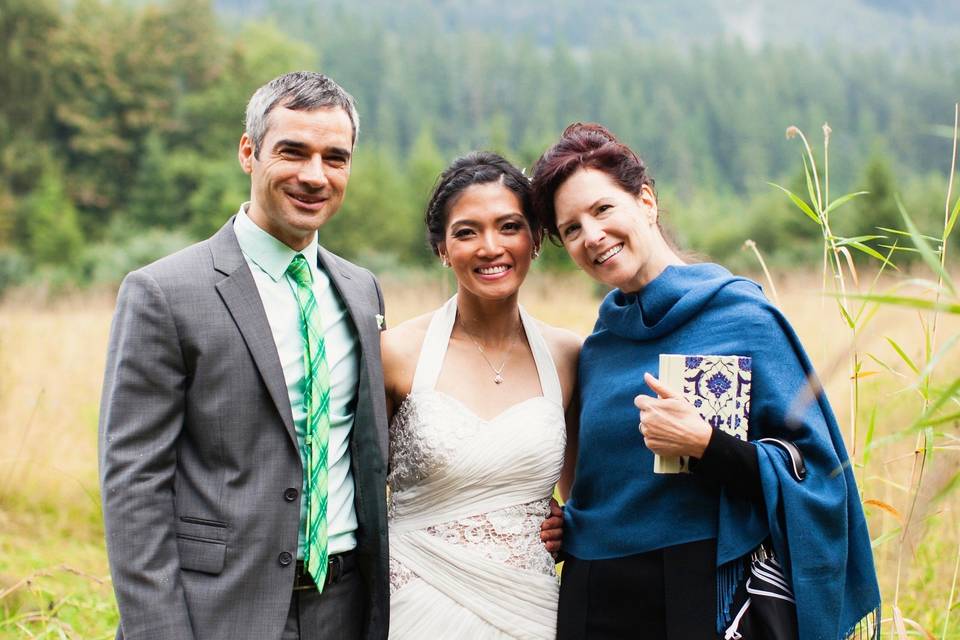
[[531, 123, 880, 640]]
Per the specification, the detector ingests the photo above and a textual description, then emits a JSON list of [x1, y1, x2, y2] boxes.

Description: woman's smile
[[474, 263, 513, 279], [593, 243, 623, 264]]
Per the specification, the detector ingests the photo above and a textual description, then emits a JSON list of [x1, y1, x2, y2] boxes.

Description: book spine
[[653, 354, 688, 474]]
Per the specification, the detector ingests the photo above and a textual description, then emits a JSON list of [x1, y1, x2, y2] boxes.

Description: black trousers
[[281, 556, 366, 640], [557, 539, 719, 640]]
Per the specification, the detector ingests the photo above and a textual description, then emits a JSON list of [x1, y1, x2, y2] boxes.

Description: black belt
[[293, 551, 356, 591]]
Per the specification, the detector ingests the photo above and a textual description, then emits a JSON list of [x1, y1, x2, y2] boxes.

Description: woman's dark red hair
[[531, 123, 657, 241]]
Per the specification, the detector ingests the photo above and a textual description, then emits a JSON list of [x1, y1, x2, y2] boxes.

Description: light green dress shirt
[[234, 206, 359, 558]]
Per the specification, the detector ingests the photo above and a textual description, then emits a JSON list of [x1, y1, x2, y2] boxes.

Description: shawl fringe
[[844, 606, 881, 640], [718, 551, 880, 640], [716, 553, 749, 632]]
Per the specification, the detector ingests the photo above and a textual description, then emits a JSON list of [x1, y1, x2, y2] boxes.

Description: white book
[[653, 354, 752, 474]]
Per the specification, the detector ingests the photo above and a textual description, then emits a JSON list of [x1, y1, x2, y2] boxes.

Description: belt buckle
[[293, 562, 314, 591]]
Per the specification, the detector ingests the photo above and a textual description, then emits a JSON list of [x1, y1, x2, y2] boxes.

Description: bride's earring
[[440, 254, 450, 268]]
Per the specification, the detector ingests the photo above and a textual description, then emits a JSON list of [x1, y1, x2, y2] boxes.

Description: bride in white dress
[[381, 152, 580, 639]]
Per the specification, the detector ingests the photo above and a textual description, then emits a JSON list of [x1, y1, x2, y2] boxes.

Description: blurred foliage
[[0, 0, 959, 294], [80, 228, 195, 286], [237, 0, 960, 53], [24, 160, 85, 269]]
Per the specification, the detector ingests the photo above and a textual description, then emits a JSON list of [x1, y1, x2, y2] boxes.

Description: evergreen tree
[[0, 0, 60, 238], [852, 152, 902, 238], [407, 127, 446, 215], [322, 145, 421, 266], [127, 133, 184, 230], [25, 161, 85, 268]]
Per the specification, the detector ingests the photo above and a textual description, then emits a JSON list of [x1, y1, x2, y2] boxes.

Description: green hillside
[[1, 0, 958, 288], [217, 0, 960, 51]]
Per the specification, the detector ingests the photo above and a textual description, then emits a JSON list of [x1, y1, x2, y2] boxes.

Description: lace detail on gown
[[387, 393, 475, 495], [389, 555, 417, 596], [389, 497, 558, 595], [425, 498, 557, 577]]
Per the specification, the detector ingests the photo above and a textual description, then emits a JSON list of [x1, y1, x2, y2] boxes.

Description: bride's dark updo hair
[[531, 123, 658, 241], [425, 151, 540, 256]]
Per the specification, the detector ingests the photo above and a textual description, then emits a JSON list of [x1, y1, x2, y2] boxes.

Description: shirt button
[[278, 551, 293, 566], [284, 488, 299, 502]]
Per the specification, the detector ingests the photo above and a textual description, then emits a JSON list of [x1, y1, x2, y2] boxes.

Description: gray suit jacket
[[99, 219, 389, 640]]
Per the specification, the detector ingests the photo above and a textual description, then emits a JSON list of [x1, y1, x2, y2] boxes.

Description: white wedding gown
[[388, 297, 566, 639]]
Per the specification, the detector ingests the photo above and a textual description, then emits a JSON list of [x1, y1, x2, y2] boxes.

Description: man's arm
[[99, 270, 196, 639]]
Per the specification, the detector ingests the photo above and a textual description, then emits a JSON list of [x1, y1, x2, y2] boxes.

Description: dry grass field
[[1, 267, 959, 638]]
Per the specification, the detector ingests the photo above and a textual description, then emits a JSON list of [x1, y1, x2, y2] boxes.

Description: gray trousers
[[282, 567, 366, 640]]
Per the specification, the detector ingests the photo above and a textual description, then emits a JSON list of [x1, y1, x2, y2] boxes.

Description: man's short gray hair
[[244, 71, 359, 158]]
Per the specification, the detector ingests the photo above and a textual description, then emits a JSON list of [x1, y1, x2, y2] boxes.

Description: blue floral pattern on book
[[705, 372, 732, 398], [655, 353, 752, 473], [681, 355, 751, 442]]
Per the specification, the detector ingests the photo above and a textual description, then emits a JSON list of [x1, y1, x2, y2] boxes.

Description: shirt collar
[[234, 203, 320, 283]]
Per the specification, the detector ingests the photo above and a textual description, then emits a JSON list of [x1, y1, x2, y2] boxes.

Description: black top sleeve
[[689, 429, 763, 502]]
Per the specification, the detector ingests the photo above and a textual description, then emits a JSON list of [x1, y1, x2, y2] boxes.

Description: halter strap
[[410, 297, 457, 393], [410, 296, 563, 405]]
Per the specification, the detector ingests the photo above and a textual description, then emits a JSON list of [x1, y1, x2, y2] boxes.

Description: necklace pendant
[[494, 373, 503, 384]]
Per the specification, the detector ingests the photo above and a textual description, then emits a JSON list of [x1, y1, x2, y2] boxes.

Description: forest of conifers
[[2, 0, 959, 290]]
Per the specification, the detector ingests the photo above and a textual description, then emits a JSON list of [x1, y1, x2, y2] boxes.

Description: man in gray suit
[[99, 72, 389, 639]]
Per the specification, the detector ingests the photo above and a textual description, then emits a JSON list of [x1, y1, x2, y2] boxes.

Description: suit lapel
[[317, 245, 389, 528], [317, 246, 385, 459], [317, 246, 378, 357], [210, 220, 299, 451]]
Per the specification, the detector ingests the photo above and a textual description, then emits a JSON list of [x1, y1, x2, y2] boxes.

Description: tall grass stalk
[[944, 536, 960, 638], [770, 108, 960, 636], [890, 105, 959, 625], [0, 389, 42, 502], [742, 239, 781, 307], [775, 123, 871, 462], [938, 109, 960, 640]]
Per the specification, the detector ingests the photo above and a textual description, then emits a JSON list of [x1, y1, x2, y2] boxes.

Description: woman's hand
[[539, 498, 564, 558], [633, 372, 713, 459]]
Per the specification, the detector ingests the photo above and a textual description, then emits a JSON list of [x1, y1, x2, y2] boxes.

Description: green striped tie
[[286, 253, 329, 590]]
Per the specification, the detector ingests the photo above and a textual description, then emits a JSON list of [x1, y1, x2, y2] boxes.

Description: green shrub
[[0, 248, 29, 295], [81, 229, 194, 286]]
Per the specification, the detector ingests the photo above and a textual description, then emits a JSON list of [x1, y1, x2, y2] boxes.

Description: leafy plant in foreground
[[763, 105, 960, 637]]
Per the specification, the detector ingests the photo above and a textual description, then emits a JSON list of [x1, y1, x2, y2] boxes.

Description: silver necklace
[[458, 313, 522, 385]]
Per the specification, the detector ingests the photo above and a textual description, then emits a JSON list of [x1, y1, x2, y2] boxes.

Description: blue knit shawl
[[564, 263, 880, 639]]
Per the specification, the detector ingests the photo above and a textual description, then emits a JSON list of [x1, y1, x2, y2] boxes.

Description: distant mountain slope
[[215, 0, 960, 52]]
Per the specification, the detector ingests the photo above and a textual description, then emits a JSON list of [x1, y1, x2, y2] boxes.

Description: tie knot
[[286, 254, 313, 287]]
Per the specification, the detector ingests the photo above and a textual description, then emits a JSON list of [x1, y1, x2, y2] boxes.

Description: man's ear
[[238, 133, 255, 175]]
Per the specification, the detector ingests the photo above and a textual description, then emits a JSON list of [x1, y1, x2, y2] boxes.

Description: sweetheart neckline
[[395, 389, 562, 426]]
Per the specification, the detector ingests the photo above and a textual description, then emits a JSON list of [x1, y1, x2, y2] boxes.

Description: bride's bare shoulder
[[380, 313, 433, 367], [534, 321, 582, 409], [536, 321, 583, 368]]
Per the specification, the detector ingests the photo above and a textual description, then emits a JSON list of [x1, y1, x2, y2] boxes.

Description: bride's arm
[[558, 393, 579, 502], [380, 330, 400, 424], [539, 325, 583, 556], [541, 394, 580, 557], [546, 325, 582, 501], [380, 315, 431, 425]]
